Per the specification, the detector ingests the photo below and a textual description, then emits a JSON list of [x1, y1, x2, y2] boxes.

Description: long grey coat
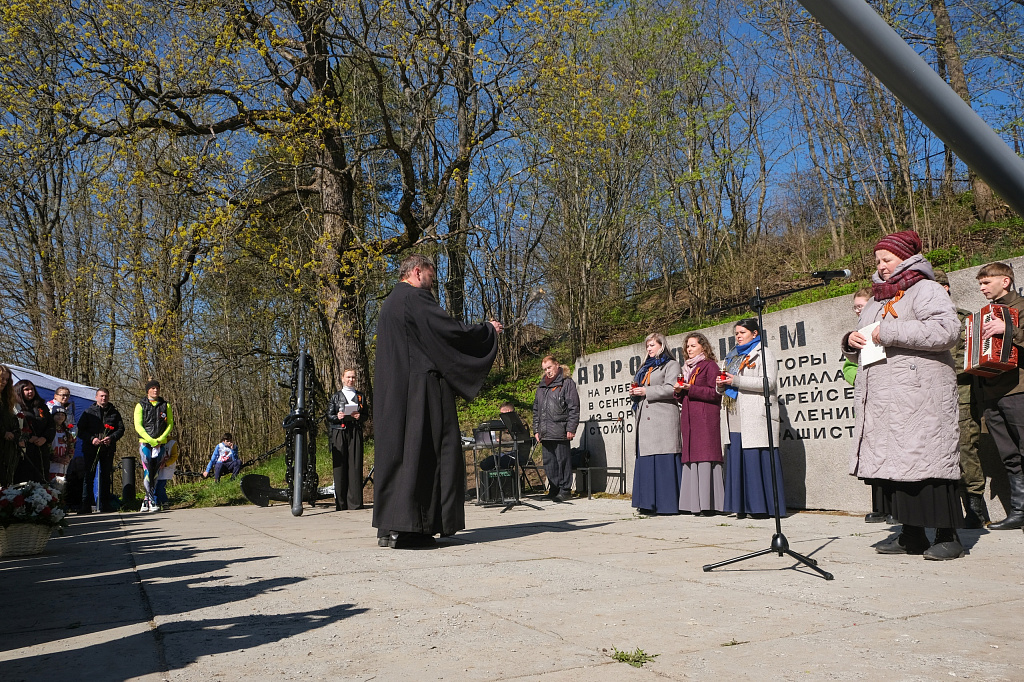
[[718, 343, 781, 450], [633, 358, 682, 456], [845, 255, 960, 482]]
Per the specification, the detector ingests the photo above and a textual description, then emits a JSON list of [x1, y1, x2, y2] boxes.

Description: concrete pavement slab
[[2, 496, 1022, 681]]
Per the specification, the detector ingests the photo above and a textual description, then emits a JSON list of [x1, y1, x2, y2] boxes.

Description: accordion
[[964, 304, 1020, 377]]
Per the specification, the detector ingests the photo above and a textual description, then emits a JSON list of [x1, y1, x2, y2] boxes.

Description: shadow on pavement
[[0, 513, 367, 680]]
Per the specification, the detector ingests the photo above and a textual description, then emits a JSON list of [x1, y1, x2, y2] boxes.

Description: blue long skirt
[[631, 453, 683, 514], [723, 433, 787, 516]]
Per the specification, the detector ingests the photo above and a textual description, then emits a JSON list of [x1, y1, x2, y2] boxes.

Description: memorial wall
[[572, 255, 1024, 512]]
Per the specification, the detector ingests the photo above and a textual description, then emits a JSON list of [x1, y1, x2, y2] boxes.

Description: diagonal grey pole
[[798, 0, 1024, 217]]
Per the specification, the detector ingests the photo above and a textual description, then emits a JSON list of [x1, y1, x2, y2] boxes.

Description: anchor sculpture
[[240, 350, 333, 515]]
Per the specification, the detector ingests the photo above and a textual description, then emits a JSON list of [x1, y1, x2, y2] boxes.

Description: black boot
[[864, 511, 886, 523], [875, 524, 930, 555], [989, 473, 1024, 530], [924, 528, 964, 560], [963, 493, 989, 529]]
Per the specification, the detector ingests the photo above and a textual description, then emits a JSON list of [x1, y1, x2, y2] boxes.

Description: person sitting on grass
[[203, 433, 240, 483]]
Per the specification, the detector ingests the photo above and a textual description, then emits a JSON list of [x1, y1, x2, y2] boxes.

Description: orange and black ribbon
[[882, 290, 906, 319]]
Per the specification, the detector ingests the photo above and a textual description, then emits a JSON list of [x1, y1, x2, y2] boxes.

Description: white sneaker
[[143, 500, 154, 512]]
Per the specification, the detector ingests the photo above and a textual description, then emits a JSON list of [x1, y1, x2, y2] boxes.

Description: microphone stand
[[703, 277, 844, 581]]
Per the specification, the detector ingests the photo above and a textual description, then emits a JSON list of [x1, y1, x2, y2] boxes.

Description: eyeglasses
[[852, 304, 865, 315]]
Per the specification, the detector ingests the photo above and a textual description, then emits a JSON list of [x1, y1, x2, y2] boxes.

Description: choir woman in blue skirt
[[716, 319, 787, 519], [629, 332, 682, 515]]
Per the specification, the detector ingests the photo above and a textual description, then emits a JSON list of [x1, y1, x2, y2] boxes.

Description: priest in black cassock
[[373, 254, 503, 548]]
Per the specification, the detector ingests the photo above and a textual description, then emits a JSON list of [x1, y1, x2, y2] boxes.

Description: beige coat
[[633, 358, 682, 456], [845, 256, 960, 482], [718, 343, 781, 450]]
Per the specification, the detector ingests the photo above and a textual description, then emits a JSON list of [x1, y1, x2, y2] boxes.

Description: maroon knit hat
[[874, 230, 922, 260]]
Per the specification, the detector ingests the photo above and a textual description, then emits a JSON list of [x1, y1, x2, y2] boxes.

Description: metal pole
[[798, 0, 1024, 217], [291, 351, 307, 517]]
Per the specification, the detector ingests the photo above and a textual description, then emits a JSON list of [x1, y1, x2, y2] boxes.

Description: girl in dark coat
[[675, 333, 725, 515], [12, 379, 55, 484], [0, 365, 19, 486]]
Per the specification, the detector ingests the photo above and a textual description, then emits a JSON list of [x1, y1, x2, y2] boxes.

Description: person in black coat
[[326, 369, 368, 511], [372, 253, 502, 548], [12, 380, 54, 484], [532, 356, 580, 502], [77, 388, 125, 513]]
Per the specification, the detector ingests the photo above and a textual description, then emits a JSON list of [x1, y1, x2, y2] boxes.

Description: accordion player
[[965, 303, 1020, 377]]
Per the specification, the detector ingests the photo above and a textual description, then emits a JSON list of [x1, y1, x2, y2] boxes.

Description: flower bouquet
[[0, 481, 67, 557]]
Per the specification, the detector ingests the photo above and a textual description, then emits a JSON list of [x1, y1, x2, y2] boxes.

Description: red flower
[[0, 499, 9, 507], [16, 412, 24, 420], [13, 495, 25, 507], [41, 507, 51, 516], [104, 424, 115, 431], [21, 425, 31, 433]]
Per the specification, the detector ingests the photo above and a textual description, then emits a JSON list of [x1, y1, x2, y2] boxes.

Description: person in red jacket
[[675, 333, 724, 515]]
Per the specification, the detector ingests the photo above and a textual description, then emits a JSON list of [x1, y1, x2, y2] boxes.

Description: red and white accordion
[[965, 304, 1020, 377]]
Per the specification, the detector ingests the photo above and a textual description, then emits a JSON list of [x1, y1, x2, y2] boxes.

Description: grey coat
[[633, 358, 682, 456], [718, 343, 781, 450], [845, 255, 960, 482]]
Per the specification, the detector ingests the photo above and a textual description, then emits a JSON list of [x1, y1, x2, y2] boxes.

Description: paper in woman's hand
[[858, 321, 886, 367], [343, 404, 359, 415]]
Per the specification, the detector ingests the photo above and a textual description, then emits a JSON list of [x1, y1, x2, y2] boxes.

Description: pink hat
[[874, 230, 922, 260]]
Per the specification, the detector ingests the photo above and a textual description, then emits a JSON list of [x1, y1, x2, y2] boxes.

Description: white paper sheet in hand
[[858, 322, 886, 367]]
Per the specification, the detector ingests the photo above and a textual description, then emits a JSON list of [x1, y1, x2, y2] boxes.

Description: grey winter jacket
[[532, 369, 581, 441], [844, 254, 961, 482], [633, 358, 682, 456]]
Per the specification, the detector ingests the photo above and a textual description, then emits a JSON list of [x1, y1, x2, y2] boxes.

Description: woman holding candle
[[629, 332, 682, 515], [717, 318, 787, 519], [674, 333, 725, 515]]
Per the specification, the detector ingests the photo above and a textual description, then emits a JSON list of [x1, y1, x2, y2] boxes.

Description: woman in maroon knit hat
[[842, 230, 965, 560]]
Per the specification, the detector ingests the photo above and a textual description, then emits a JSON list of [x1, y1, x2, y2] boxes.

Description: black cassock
[[372, 282, 497, 536]]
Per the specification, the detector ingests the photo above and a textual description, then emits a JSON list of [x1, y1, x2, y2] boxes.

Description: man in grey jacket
[[532, 356, 580, 502]]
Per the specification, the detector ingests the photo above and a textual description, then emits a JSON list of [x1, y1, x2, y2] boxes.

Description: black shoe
[[864, 512, 886, 523], [77, 506, 93, 515], [885, 515, 897, 524], [924, 540, 965, 560], [735, 513, 747, 520], [635, 508, 654, 516], [555, 492, 571, 502], [988, 511, 1024, 530], [874, 526, 929, 555], [377, 535, 390, 547], [388, 531, 436, 549]]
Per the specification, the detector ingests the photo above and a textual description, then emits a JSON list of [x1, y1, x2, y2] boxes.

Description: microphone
[[811, 269, 852, 280]]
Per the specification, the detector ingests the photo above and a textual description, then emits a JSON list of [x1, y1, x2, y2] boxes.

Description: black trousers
[[983, 393, 1024, 477], [540, 440, 572, 494], [331, 428, 364, 510], [82, 446, 115, 510]]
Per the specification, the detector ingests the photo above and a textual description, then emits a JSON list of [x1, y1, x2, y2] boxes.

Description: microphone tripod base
[[703, 532, 834, 580]]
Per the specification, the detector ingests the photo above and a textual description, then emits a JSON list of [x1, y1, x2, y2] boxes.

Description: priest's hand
[[489, 319, 504, 334], [566, 431, 575, 440]]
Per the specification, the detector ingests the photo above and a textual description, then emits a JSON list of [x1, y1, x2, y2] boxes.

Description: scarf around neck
[[631, 352, 671, 412], [722, 337, 761, 400], [682, 354, 705, 382], [872, 254, 931, 300]]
